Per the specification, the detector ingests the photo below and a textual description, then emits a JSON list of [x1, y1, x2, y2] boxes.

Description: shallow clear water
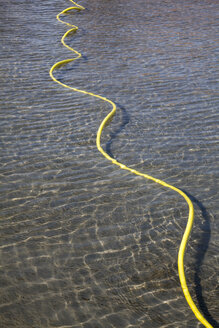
[[0, 0, 218, 327]]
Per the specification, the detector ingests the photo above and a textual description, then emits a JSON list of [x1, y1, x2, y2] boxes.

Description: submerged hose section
[[49, 1, 213, 327]]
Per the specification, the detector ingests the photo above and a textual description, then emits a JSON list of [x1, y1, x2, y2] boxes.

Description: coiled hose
[[49, 1, 213, 327]]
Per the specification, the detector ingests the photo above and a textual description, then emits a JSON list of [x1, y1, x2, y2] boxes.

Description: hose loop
[[50, 2, 213, 327]]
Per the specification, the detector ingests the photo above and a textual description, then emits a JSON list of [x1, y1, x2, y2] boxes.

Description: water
[[0, 0, 218, 327]]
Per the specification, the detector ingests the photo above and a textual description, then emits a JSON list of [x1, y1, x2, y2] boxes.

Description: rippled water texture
[[0, 0, 218, 327]]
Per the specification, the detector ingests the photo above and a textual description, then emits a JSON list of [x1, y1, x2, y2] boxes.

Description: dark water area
[[0, 0, 218, 327]]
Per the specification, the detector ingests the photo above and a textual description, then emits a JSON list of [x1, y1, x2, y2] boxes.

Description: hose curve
[[49, 1, 213, 327]]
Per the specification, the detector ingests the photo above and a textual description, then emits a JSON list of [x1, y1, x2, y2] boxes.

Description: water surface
[[0, 0, 218, 327]]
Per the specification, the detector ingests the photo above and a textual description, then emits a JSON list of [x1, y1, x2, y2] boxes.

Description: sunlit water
[[0, 0, 218, 327]]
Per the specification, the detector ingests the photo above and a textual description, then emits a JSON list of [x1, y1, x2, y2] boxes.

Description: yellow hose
[[49, 1, 213, 327]]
